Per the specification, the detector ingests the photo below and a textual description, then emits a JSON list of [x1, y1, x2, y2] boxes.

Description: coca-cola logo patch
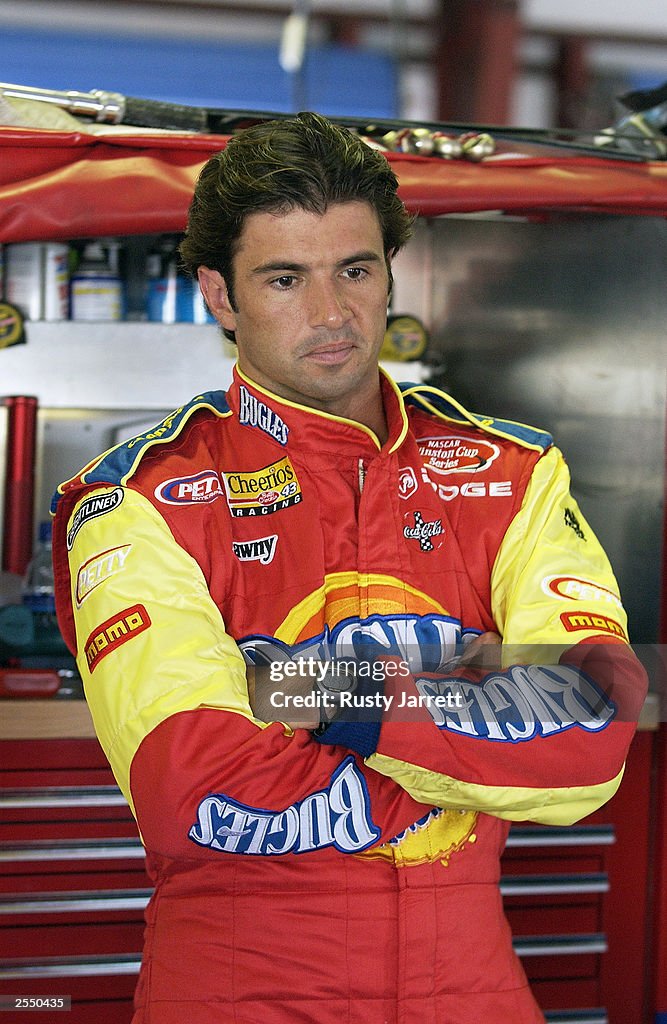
[[403, 510, 444, 553]]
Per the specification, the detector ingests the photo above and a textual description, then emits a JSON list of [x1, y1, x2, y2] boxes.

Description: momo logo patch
[[84, 604, 151, 672], [154, 470, 224, 505], [418, 435, 500, 476], [67, 487, 123, 550], [76, 544, 131, 606], [560, 611, 627, 640], [223, 457, 302, 517]]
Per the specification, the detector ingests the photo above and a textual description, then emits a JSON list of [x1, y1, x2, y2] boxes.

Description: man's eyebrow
[[250, 251, 384, 275], [251, 261, 308, 275], [338, 251, 384, 268]]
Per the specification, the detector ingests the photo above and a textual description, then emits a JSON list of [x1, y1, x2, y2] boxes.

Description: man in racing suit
[[51, 112, 647, 1024]]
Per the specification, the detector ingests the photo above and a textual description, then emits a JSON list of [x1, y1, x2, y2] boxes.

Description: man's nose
[[308, 280, 351, 328]]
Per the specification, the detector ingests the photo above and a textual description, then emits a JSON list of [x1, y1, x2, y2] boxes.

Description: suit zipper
[[358, 458, 366, 493]]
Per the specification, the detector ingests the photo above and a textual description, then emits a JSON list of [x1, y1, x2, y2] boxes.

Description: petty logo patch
[[76, 544, 132, 606], [542, 575, 623, 610]]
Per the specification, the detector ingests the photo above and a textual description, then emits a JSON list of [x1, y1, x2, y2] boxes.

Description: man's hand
[[458, 631, 502, 668], [247, 664, 320, 731]]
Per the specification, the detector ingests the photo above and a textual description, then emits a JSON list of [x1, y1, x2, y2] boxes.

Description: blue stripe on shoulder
[[483, 414, 553, 449], [398, 382, 552, 451], [83, 390, 231, 488]]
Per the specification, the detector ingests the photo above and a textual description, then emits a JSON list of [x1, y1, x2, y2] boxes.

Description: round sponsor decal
[[0, 302, 25, 349], [402, 508, 445, 553], [418, 435, 500, 476], [258, 490, 280, 505], [154, 470, 223, 505], [542, 574, 622, 609]]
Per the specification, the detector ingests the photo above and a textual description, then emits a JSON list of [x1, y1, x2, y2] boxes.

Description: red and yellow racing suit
[[52, 366, 647, 1024]]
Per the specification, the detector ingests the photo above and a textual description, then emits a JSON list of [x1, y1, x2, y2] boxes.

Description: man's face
[[198, 201, 391, 419]]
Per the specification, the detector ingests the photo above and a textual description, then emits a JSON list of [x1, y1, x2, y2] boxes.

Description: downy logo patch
[[232, 534, 278, 565]]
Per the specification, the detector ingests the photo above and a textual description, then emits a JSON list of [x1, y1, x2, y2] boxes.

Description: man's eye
[[273, 275, 297, 289], [344, 267, 367, 280]]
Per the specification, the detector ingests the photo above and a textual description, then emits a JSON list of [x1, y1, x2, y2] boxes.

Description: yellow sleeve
[[491, 446, 629, 654], [363, 447, 646, 826], [64, 486, 252, 809]]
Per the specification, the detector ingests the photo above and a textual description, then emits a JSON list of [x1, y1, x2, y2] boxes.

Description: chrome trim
[[0, 838, 144, 862], [0, 955, 141, 979], [0, 889, 151, 915], [513, 933, 608, 956], [500, 873, 609, 896], [0, 786, 126, 809], [544, 1013, 608, 1024], [506, 825, 615, 848]]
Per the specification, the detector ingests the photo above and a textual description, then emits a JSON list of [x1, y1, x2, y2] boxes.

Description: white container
[[70, 241, 123, 322], [4, 242, 70, 321], [43, 244, 70, 321]]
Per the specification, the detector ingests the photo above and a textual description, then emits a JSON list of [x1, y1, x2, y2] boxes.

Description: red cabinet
[[0, 737, 146, 1023], [0, 726, 657, 1024]]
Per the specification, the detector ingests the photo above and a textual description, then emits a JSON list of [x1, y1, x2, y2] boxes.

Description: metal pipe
[[1, 396, 38, 576]]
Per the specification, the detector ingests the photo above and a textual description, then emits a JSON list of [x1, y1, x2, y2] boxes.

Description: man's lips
[[302, 341, 357, 364]]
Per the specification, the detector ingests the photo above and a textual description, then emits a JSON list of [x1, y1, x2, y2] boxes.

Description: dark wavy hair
[[179, 111, 414, 341]]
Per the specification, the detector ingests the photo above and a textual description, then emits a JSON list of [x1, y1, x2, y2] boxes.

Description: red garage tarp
[[1, 125, 667, 243]]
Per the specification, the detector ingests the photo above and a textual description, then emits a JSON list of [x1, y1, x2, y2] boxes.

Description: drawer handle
[[500, 872, 609, 896], [544, 1013, 608, 1024], [0, 889, 151, 915], [0, 786, 126, 809], [0, 954, 141, 979], [506, 825, 615, 848], [513, 933, 607, 956], [0, 838, 143, 862]]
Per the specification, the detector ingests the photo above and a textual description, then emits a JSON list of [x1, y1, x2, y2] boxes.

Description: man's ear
[[198, 267, 237, 332]]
